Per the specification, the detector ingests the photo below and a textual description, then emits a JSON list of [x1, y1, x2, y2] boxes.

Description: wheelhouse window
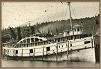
[[84, 41, 90, 44], [46, 47, 50, 51], [30, 49, 33, 53]]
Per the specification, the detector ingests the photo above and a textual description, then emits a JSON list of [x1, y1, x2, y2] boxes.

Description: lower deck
[[3, 47, 95, 62], [3, 36, 94, 57]]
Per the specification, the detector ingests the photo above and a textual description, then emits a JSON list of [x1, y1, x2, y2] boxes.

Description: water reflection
[[2, 59, 100, 67]]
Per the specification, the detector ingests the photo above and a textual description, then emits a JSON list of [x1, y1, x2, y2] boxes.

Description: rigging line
[[71, 6, 76, 19], [66, 2, 73, 30], [58, 1, 64, 20], [60, 1, 69, 20], [64, 2, 69, 20]]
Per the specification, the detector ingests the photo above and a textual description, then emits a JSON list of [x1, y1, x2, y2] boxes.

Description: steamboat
[[2, 2, 99, 62]]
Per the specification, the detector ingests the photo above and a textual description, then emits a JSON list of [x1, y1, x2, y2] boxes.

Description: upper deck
[[2, 24, 93, 48], [3, 33, 92, 48]]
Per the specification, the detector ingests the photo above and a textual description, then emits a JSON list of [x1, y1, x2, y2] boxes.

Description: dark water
[[2, 59, 100, 67]]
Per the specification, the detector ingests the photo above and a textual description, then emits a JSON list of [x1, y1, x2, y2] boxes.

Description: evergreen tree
[[9, 27, 16, 40], [30, 26, 35, 35], [56, 27, 58, 35], [17, 27, 22, 41]]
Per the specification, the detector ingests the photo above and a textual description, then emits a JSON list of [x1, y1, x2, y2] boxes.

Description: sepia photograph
[[1, 1, 100, 67]]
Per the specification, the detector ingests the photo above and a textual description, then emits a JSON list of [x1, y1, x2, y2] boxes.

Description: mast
[[68, 2, 73, 30]]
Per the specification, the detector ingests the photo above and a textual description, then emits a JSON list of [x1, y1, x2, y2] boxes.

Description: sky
[[2, 2, 99, 29]]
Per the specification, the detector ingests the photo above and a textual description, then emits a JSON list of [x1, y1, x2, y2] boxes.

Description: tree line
[[1, 14, 99, 43]]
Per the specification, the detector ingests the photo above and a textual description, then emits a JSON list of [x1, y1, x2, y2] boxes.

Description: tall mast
[[68, 2, 73, 30]]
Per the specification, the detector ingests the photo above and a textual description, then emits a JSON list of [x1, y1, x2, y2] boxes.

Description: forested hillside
[[2, 14, 99, 43]]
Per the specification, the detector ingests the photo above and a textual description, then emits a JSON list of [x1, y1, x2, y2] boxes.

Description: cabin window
[[23, 40, 26, 43], [84, 41, 90, 44], [30, 49, 33, 53], [62, 38, 65, 41], [39, 39, 42, 41], [31, 38, 34, 42], [68, 37, 71, 40], [66, 37, 68, 40], [69, 36, 72, 40], [27, 39, 30, 43], [70, 44, 72, 47], [35, 43, 37, 46], [43, 41, 45, 45], [75, 29, 76, 31], [7, 50, 9, 52], [71, 36, 73, 40], [46, 47, 50, 51], [80, 35, 84, 38], [67, 31, 69, 34], [20, 41, 23, 43], [84, 34, 88, 37], [75, 35, 80, 39], [16, 50, 18, 54], [77, 28, 79, 31], [58, 38, 60, 42], [35, 38, 39, 42]]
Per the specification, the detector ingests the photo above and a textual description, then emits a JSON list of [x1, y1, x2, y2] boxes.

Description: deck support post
[[56, 43, 58, 61], [42, 47, 44, 61], [67, 41, 69, 60], [33, 48, 35, 60], [22, 48, 23, 61]]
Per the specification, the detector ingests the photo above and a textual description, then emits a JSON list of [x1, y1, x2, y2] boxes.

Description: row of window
[[15, 48, 50, 54], [70, 41, 91, 47], [66, 28, 81, 34], [8, 44, 65, 54], [16, 34, 91, 48], [20, 38, 43, 43], [6, 40, 91, 55]]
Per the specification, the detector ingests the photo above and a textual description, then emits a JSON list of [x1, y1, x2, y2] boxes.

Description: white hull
[[2, 36, 96, 62], [31, 47, 95, 62]]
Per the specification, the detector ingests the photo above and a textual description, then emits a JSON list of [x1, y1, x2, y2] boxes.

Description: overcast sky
[[2, 2, 99, 29]]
